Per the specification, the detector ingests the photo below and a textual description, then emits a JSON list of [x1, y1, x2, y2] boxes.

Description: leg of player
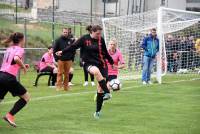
[[88, 66, 111, 100], [90, 74, 95, 86], [4, 92, 30, 127], [69, 67, 74, 86], [93, 84, 104, 119], [83, 66, 89, 86]]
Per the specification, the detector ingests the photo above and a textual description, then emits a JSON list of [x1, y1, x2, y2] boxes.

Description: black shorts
[[84, 64, 108, 79], [0, 72, 27, 99], [108, 75, 117, 82], [40, 66, 54, 73]]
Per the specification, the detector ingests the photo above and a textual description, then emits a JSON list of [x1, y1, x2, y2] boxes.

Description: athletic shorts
[[0, 71, 27, 99], [108, 75, 117, 82], [84, 64, 108, 79]]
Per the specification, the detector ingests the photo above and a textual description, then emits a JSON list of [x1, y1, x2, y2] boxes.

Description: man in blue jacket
[[141, 28, 159, 84]]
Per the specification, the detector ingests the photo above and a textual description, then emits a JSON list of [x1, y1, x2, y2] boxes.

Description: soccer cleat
[[93, 112, 100, 119], [83, 81, 88, 86], [91, 82, 96, 86], [142, 81, 147, 85], [103, 93, 112, 100], [147, 81, 153, 85], [3, 113, 17, 127], [69, 82, 74, 86]]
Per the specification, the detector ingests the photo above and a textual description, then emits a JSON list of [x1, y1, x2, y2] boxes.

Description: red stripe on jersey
[[98, 36, 105, 68]]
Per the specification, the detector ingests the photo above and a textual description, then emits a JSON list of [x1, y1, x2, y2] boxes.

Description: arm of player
[[102, 38, 114, 65], [14, 56, 28, 74], [56, 36, 84, 56], [118, 50, 125, 69]]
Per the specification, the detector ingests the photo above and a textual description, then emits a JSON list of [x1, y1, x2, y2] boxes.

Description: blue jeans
[[142, 56, 154, 82]]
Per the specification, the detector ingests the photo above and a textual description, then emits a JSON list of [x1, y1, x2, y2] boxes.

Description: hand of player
[[112, 65, 118, 69], [23, 66, 28, 74], [56, 51, 62, 56], [25, 64, 30, 69]]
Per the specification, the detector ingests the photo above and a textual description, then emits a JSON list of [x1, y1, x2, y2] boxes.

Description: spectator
[[40, 46, 57, 86]]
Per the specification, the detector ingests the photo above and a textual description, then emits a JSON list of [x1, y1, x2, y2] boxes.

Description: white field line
[[1, 78, 200, 105]]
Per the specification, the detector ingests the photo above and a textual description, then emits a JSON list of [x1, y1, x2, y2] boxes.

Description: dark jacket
[[53, 36, 75, 61], [62, 34, 114, 67], [141, 34, 159, 58]]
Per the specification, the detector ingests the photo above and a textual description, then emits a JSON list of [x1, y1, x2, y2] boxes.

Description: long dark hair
[[3, 32, 24, 45]]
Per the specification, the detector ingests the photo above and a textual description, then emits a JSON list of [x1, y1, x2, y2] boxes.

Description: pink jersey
[[0, 45, 24, 77], [107, 49, 125, 76], [39, 52, 54, 71]]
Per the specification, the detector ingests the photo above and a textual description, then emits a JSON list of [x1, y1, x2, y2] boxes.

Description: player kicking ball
[[56, 25, 114, 119], [0, 32, 30, 127]]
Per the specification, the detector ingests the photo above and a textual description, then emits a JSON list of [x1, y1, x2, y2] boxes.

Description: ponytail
[[3, 32, 24, 45]]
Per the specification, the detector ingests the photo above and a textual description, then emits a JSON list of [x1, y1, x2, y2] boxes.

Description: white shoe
[[91, 82, 95, 86], [142, 81, 147, 85], [93, 112, 100, 119], [49, 86, 56, 88], [147, 81, 153, 85], [83, 81, 88, 86], [69, 82, 74, 86]]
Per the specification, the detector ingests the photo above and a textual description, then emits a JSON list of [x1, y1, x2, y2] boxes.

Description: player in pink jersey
[[0, 32, 30, 127], [107, 39, 125, 84], [40, 46, 57, 86]]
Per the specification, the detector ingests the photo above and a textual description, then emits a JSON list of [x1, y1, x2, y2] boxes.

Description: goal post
[[102, 7, 200, 83]]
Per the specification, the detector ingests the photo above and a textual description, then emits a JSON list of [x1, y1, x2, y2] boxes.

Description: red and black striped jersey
[[62, 34, 114, 67]]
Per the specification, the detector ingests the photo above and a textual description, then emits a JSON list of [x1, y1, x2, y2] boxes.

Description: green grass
[[0, 18, 87, 47], [0, 69, 200, 134], [0, 3, 31, 12]]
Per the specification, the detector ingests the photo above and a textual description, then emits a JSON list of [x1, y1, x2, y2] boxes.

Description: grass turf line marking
[[1, 78, 200, 105]]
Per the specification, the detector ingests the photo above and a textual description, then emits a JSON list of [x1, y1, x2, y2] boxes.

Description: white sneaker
[[69, 82, 74, 86], [147, 81, 153, 85], [142, 81, 147, 85], [93, 112, 100, 119], [91, 82, 95, 86], [49, 86, 56, 88], [83, 81, 88, 86]]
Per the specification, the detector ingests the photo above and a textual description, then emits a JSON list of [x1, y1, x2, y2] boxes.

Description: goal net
[[102, 7, 200, 83]]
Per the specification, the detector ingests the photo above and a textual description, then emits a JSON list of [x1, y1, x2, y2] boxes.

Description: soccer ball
[[109, 79, 121, 91]]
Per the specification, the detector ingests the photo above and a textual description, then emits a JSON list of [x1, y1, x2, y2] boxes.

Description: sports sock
[[98, 79, 110, 93], [96, 93, 104, 112], [10, 98, 27, 116]]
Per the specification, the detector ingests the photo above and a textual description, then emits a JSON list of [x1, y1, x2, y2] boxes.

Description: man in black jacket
[[53, 28, 75, 91]]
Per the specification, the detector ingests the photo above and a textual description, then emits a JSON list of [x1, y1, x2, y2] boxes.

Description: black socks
[[98, 79, 110, 93], [69, 73, 73, 82], [10, 98, 27, 116], [96, 93, 104, 112]]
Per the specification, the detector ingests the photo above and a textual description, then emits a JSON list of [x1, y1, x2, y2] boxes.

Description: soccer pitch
[[0, 69, 200, 134]]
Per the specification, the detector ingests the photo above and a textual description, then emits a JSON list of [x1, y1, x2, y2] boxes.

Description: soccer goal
[[102, 7, 200, 83]]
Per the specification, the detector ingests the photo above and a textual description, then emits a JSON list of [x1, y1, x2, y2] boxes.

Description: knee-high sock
[[98, 79, 110, 93], [10, 98, 27, 116], [96, 93, 104, 112], [83, 67, 88, 82], [69, 73, 73, 82], [90, 74, 94, 82]]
